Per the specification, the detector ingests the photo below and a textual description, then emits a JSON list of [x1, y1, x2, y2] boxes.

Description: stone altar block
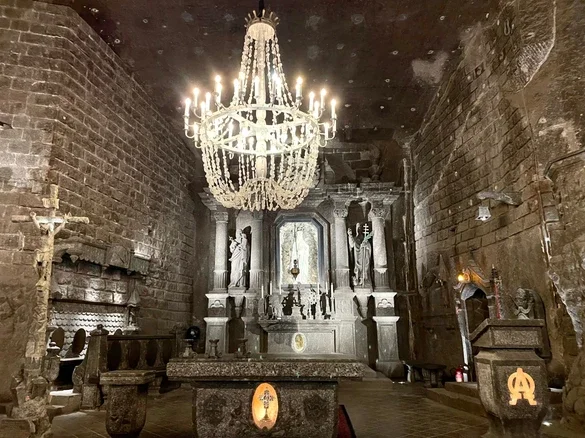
[[166, 355, 363, 438], [470, 319, 548, 438]]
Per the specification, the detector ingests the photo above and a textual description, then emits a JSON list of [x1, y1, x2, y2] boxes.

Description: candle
[[261, 285, 264, 299], [331, 99, 337, 119], [330, 283, 334, 294], [270, 281, 272, 296], [205, 92, 211, 112], [216, 83, 222, 105], [296, 77, 303, 100], [324, 122, 330, 138], [193, 88, 199, 107], [184, 98, 191, 117], [309, 91, 315, 111], [200, 101, 206, 117], [233, 79, 240, 101], [320, 88, 326, 108], [313, 101, 320, 118]]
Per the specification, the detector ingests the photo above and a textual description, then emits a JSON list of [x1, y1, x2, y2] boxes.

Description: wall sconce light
[[457, 269, 471, 284], [476, 205, 492, 222]]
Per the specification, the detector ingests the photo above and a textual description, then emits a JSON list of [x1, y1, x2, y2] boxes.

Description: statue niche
[[347, 222, 373, 287], [229, 228, 250, 288]]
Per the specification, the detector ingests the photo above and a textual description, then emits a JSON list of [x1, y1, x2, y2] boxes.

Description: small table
[[167, 355, 363, 438]]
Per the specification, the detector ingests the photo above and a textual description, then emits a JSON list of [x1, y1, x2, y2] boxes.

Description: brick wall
[[410, 0, 579, 380], [0, 0, 202, 399]]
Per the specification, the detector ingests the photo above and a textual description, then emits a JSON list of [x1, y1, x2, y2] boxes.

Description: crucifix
[[12, 184, 89, 364], [259, 388, 274, 421]]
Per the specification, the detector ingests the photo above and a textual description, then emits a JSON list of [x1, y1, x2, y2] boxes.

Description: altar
[[199, 183, 403, 377], [166, 355, 363, 438]]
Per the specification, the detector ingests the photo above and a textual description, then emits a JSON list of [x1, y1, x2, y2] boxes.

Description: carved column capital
[[251, 211, 264, 221], [333, 203, 349, 218], [368, 201, 389, 220], [212, 211, 229, 222]]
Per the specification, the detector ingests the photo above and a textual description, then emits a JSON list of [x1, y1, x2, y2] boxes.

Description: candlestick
[[309, 91, 315, 112], [184, 98, 191, 117], [320, 88, 326, 108], [313, 101, 320, 118], [324, 122, 330, 139], [331, 99, 337, 120]]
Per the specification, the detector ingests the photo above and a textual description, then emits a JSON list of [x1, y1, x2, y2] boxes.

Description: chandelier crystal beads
[[184, 9, 337, 211]]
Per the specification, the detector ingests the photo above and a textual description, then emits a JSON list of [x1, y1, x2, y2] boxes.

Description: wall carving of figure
[[228, 229, 250, 288], [347, 222, 373, 287]]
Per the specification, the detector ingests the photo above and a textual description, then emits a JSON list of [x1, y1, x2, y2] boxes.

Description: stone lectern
[[470, 319, 548, 437]]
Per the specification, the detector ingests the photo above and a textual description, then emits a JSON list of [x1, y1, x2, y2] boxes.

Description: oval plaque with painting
[[292, 332, 307, 353], [252, 383, 278, 430]]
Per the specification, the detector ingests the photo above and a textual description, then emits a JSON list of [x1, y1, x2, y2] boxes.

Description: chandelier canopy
[[184, 8, 337, 211]]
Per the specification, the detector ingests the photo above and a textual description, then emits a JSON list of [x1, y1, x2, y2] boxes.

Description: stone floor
[[40, 378, 581, 437]]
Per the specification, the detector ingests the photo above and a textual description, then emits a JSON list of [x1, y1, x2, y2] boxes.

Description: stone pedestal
[[354, 287, 371, 319], [372, 316, 402, 378], [167, 355, 363, 438], [228, 287, 246, 318], [100, 370, 155, 438], [242, 317, 261, 355], [470, 319, 548, 438], [204, 317, 229, 355]]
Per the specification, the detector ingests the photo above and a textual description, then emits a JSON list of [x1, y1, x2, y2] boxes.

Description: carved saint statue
[[229, 229, 250, 288], [348, 223, 373, 287], [513, 288, 536, 320]]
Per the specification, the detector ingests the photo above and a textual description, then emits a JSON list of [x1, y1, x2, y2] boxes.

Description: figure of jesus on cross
[[12, 184, 89, 363]]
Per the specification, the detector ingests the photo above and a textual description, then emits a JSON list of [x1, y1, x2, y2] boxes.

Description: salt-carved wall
[[411, 0, 584, 389], [0, 1, 203, 400]]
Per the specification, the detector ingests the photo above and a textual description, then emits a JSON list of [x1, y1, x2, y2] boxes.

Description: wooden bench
[[403, 361, 446, 388]]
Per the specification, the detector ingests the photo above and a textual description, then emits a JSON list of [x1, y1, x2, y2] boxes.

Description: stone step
[[426, 388, 487, 417], [47, 390, 81, 417], [361, 365, 378, 379], [444, 382, 479, 398]]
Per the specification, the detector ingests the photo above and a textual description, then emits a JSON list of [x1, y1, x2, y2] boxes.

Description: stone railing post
[[79, 324, 109, 409]]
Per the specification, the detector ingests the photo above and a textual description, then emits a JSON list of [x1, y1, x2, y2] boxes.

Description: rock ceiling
[[54, 0, 497, 141]]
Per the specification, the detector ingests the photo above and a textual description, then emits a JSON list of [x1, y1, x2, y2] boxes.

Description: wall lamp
[[475, 190, 521, 222]]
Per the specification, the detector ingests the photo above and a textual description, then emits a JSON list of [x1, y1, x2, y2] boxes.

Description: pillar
[[248, 211, 264, 291], [332, 202, 351, 290], [369, 202, 391, 291], [206, 210, 229, 353], [212, 210, 229, 292]]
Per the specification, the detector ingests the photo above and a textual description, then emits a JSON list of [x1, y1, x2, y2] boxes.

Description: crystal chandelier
[[184, 7, 337, 211]]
